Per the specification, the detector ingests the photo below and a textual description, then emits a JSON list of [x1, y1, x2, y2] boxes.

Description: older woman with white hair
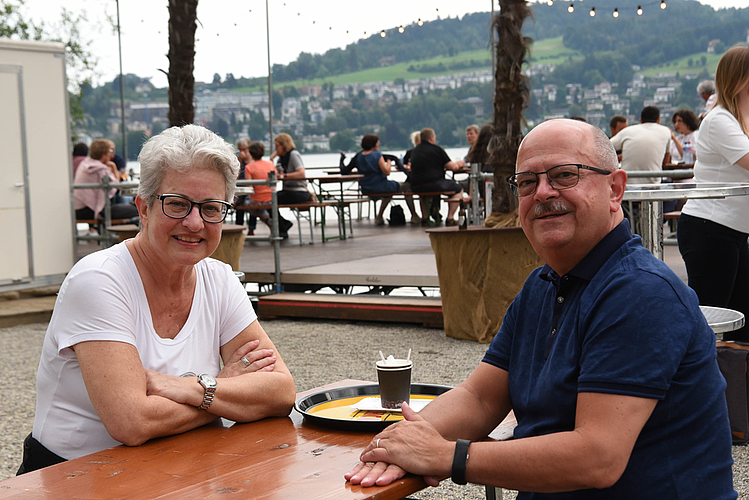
[[18, 125, 295, 474]]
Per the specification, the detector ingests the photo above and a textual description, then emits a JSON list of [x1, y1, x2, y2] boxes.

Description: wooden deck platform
[[258, 293, 443, 328]]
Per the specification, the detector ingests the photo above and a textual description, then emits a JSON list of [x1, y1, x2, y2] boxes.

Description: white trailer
[[0, 39, 74, 291]]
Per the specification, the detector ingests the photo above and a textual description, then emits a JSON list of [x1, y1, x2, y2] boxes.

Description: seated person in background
[[669, 109, 700, 164], [610, 106, 671, 185], [72, 142, 88, 176], [340, 134, 420, 225], [609, 115, 628, 162], [697, 79, 717, 121], [456, 124, 480, 168], [346, 119, 736, 499], [409, 128, 463, 226], [234, 137, 255, 233], [18, 125, 295, 474], [74, 139, 139, 222], [403, 130, 421, 167], [274, 133, 310, 239], [243, 141, 276, 228], [465, 124, 495, 199]]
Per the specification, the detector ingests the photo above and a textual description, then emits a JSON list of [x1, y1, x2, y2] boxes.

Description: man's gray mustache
[[534, 201, 571, 217]]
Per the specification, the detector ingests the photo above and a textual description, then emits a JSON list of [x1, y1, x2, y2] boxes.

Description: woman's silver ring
[[376, 438, 381, 448], [241, 356, 251, 367]]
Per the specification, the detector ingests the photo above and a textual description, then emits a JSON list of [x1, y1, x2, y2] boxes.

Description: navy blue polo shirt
[[483, 220, 736, 499]]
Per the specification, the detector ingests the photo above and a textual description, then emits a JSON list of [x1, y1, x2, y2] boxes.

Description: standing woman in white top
[[18, 125, 295, 474], [678, 44, 749, 342]]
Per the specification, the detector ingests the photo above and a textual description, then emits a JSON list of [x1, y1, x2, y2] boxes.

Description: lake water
[[125, 147, 468, 177]]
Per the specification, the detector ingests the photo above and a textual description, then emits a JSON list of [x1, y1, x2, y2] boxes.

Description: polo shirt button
[[556, 296, 564, 303], [551, 328, 556, 335]]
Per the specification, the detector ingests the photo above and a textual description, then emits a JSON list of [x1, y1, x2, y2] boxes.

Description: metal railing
[[73, 173, 283, 293]]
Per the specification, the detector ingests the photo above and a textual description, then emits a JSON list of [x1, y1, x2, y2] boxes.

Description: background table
[[623, 182, 749, 259], [701, 305, 746, 341], [0, 380, 427, 500]]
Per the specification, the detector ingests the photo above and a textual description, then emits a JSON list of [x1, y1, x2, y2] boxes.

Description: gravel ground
[[1, 319, 747, 498]]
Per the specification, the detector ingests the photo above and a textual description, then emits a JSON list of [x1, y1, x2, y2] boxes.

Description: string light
[[547, 0, 553, 5], [418, 18, 424, 26], [380, 29, 386, 37], [399, 25, 405, 33], [556, 0, 666, 17]]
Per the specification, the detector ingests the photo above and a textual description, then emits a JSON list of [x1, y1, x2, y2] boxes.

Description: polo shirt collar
[[539, 219, 632, 284]]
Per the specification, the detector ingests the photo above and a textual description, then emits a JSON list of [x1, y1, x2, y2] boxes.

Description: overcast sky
[[20, 0, 747, 88]]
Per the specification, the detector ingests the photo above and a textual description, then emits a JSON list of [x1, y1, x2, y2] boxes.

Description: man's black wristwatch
[[452, 439, 471, 485]]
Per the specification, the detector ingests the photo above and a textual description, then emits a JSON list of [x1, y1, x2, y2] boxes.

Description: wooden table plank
[[0, 380, 427, 499]]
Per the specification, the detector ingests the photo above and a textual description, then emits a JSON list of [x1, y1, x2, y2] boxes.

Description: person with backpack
[[340, 134, 420, 226]]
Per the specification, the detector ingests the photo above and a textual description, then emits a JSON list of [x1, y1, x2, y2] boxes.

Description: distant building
[[461, 96, 484, 117], [707, 39, 721, 54], [303, 134, 330, 151]]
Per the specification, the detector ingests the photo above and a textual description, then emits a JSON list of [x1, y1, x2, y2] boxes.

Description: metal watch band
[[452, 439, 471, 485], [198, 386, 215, 410]]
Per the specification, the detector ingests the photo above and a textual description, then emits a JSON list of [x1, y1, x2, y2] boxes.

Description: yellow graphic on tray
[[307, 395, 436, 422]]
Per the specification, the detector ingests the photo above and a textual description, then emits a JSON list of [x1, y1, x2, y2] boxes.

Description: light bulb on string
[[589, 7, 595, 16], [418, 18, 423, 26], [547, 0, 553, 5], [637, 5, 643, 14], [613, 8, 619, 17], [660, 0, 666, 8], [399, 25, 404, 33], [380, 30, 386, 37], [568, 2, 574, 13]]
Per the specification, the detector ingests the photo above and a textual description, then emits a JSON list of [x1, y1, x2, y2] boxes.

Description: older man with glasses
[[346, 119, 736, 499]]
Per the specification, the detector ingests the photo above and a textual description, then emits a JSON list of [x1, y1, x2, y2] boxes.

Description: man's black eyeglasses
[[156, 194, 232, 223], [506, 164, 611, 197]]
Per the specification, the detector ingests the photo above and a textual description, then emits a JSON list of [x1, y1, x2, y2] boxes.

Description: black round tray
[[294, 383, 452, 431]]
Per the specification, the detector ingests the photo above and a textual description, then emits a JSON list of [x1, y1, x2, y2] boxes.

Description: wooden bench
[[237, 201, 340, 245], [664, 211, 681, 245], [363, 191, 456, 226], [75, 218, 131, 246]]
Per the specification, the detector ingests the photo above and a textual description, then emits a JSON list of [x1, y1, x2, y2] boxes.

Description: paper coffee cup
[[376, 358, 412, 409]]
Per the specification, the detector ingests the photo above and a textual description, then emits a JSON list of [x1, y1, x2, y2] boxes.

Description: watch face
[[198, 374, 217, 389]]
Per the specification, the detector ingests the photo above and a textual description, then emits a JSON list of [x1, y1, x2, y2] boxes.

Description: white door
[[0, 66, 31, 284]]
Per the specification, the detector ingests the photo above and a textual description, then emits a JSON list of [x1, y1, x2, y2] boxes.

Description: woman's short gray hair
[[138, 125, 239, 204]]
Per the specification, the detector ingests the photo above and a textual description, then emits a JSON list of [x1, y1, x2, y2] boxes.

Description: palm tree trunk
[[487, 0, 533, 226], [167, 0, 198, 127]]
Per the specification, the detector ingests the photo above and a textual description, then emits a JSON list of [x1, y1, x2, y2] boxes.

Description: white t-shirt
[[682, 106, 749, 234], [610, 122, 672, 184], [32, 243, 257, 459]]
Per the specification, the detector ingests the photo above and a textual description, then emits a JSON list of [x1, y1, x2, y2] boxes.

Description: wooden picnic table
[[304, 174, 364, 241], [0, 379, 429, 500]]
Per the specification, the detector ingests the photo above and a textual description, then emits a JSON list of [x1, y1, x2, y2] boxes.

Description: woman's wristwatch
[[197, 374, 217, 410]]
